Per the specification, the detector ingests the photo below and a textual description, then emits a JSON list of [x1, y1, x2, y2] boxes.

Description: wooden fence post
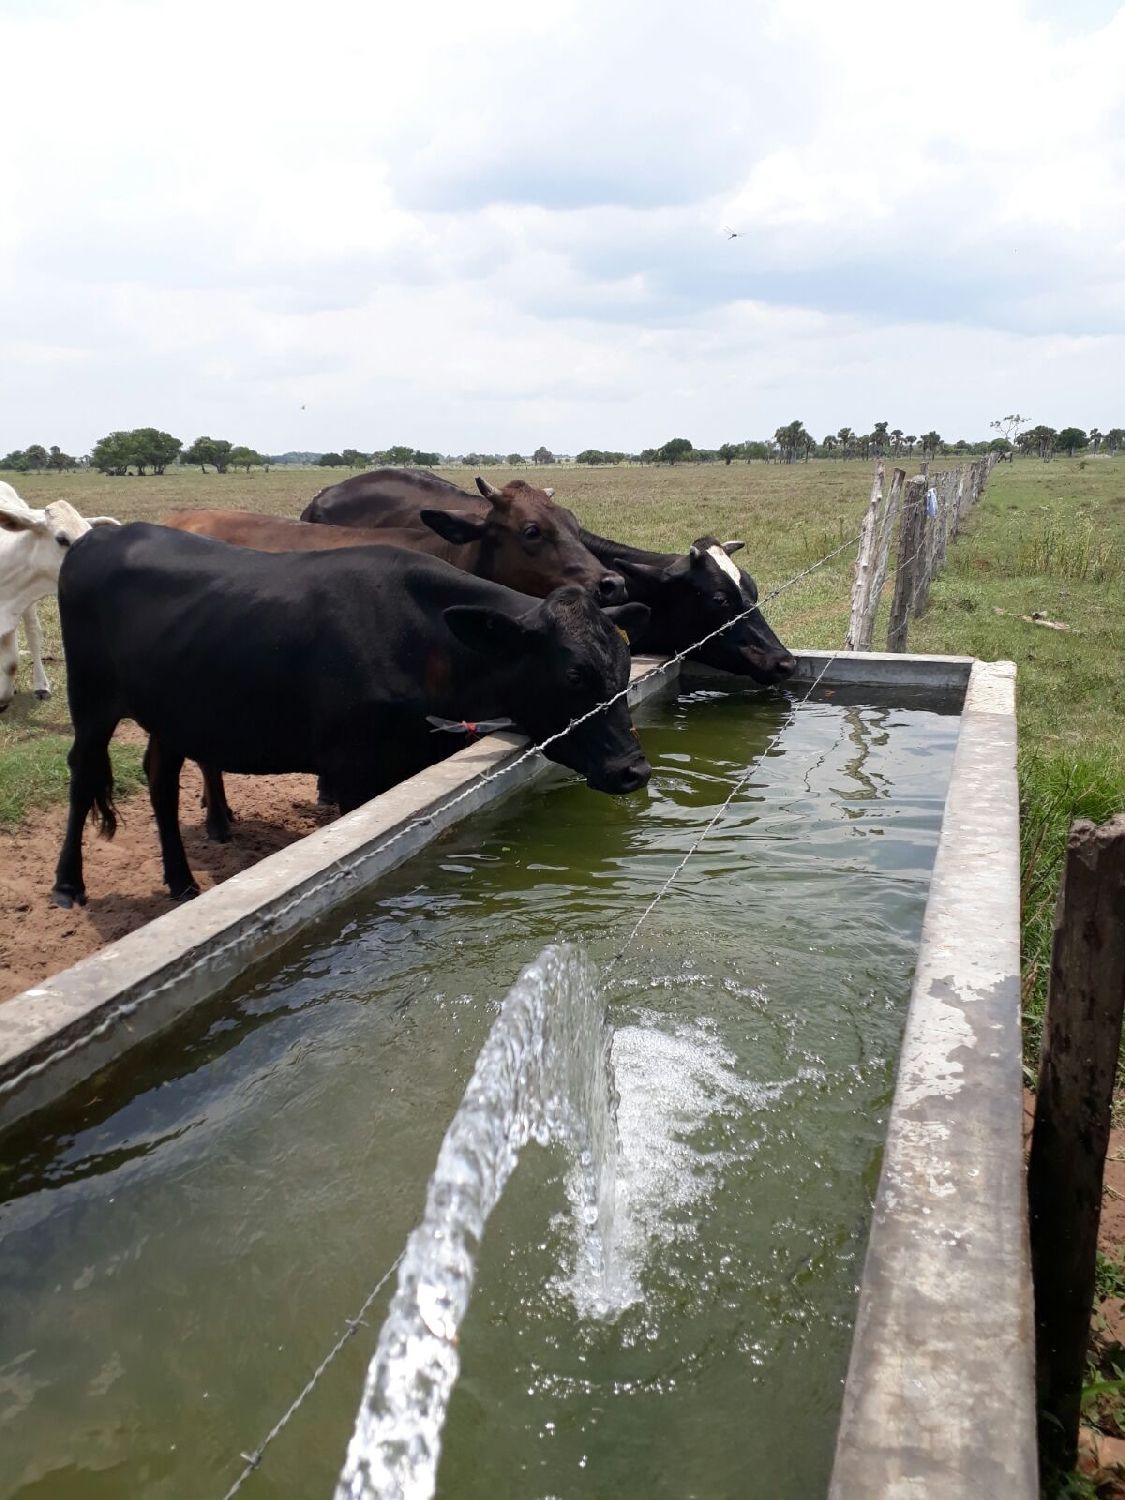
[[1028, 816, 1125, 1477], [844, 463, 886, 651], [886, 475, 926, 651], [865, 466, 904, 647], [913, 478, 938, 617], [935, 469, 955, 570]]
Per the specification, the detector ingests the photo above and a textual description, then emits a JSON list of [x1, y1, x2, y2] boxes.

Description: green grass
[[907, 457, 1125, 1072], [6, 456, 1125, 1080]]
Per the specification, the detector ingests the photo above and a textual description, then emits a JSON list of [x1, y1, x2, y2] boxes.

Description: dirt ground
[[0, 760, 333, 1001]]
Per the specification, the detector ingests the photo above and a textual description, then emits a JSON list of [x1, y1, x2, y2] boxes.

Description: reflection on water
[[0, 686, 958, 1500]]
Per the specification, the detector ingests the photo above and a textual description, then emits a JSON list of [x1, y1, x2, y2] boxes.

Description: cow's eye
[[714, 592, 730, 610], [55, 533, 71, 548], [566, 666, 582, 686], [522, 524, 542, 541]]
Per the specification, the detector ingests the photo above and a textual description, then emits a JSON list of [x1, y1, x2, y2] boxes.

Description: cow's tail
[[80, 738, 119, 840], [92, 784, 119, 841]]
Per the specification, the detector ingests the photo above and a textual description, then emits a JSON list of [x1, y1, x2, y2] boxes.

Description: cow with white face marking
[[0, 482, 119, 712], [581, 529, 796, 682]]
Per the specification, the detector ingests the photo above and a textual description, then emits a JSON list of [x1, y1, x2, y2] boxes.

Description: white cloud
[[0, 0, 1123, 453]]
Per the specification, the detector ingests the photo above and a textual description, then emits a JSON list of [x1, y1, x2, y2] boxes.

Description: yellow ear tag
[[615, 626, 631, 646]]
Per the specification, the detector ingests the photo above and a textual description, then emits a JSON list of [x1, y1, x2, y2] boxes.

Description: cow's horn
[[722, 539, 745, 555], [689, 544, 705, 566], [475, 476, 502, 499], [543, 487, 554, 499]]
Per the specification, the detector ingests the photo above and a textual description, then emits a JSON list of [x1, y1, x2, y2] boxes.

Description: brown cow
[[164, 509, 429, 554], [301, 470, 627, 604]]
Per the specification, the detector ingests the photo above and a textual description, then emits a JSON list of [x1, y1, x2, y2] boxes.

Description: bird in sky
[[722, 225, 740, 239]]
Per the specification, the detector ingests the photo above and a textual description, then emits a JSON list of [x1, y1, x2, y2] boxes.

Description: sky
[[1, 0, 1123, 455]]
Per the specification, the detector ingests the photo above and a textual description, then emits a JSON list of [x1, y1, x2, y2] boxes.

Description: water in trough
[[0, 681, 959, 1499]]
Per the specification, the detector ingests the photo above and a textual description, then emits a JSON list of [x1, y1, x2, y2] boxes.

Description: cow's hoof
[[172, 883, 200, 903], [34, 689, 51, 702], [206, 825, 233, 845], [52, 885, 87, 909]]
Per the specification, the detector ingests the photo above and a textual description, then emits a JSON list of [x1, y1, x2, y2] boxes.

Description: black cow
[[578, 530, 795, 683], [51, 524, 651, 906], [301, 468, 795, 684]]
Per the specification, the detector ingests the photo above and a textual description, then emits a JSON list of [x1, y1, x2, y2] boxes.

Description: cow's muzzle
[[586, 754, 652, 795], [595, 572, 628, 605]]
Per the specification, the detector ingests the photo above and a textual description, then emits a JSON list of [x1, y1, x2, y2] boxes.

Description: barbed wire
[[213, 643, 849, 1498], [0, 529, 861, 1106], [219, 1252, 405, 1500], [604, 650, 842, 974], [206, 520, 899, 1493], [208, 470, 996, 1489]]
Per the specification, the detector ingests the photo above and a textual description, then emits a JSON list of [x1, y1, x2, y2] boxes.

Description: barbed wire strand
[[211, 470, 1000, 1490], [213, 645, 846, 1498], [207, 542, 864, 1495], [219, 1253, 405, 1500], [605, 649, 842, 973], [0, 530, 861, 1106]]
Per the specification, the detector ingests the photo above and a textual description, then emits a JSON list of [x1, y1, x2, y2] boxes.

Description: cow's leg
[[200, 764, 234, 843], [22, 605, 50, 700], [53, 720, 120, 908], [0, 628, 16, 712], [146, 736, 198, 901]]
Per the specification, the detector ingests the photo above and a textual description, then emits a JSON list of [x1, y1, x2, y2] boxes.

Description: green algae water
[[0, 681, 959, 1500]]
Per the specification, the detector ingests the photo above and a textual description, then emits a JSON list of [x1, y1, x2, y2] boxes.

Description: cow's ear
[[601, 602, 651, 646], [420, 508, 487, 545], [722, 539, 745, 555], [542, 487, 555, 499], [0, 508, 40, 534], [443, 605, 537, 660]]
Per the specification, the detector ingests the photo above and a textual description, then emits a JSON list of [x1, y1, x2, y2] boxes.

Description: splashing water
[[335, 943, 619, 1500]]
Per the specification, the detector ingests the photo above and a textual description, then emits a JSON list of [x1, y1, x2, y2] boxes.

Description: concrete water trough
[[0, 649, 1032, 1497]]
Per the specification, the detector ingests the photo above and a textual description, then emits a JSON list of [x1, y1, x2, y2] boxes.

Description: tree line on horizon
[[2, 420, 1122, 477]]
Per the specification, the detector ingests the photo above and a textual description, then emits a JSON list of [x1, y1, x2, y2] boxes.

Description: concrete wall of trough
[[829, 658, 1036, 1497]]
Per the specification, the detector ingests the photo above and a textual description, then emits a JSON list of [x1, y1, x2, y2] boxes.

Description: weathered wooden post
[[866, 466, 904, 645], [950, 465, 967, 537], [844, 463, 885, 651], [886, 475, 926, 651], [935, 469, 955, 570], [1028, 816, 1125, 1477], [913, 477, 939, 616]]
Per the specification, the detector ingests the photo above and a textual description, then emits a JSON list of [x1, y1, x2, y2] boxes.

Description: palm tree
[[904, 434, 917, 454], [1090, 427, 1102, 452], [822, 434, 838, 458], [774, 420, 810, 464], [872, 421, 890, 456], [837, 426, 854, 458], [890, 428, 904, 454], [920, 431, 942, 459]]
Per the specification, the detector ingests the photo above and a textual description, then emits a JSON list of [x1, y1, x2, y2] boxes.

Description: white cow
[[0, 480, 118, 711]]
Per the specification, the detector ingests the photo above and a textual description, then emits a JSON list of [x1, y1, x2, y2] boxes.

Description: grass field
[[4, 457, 1124, 1070]]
